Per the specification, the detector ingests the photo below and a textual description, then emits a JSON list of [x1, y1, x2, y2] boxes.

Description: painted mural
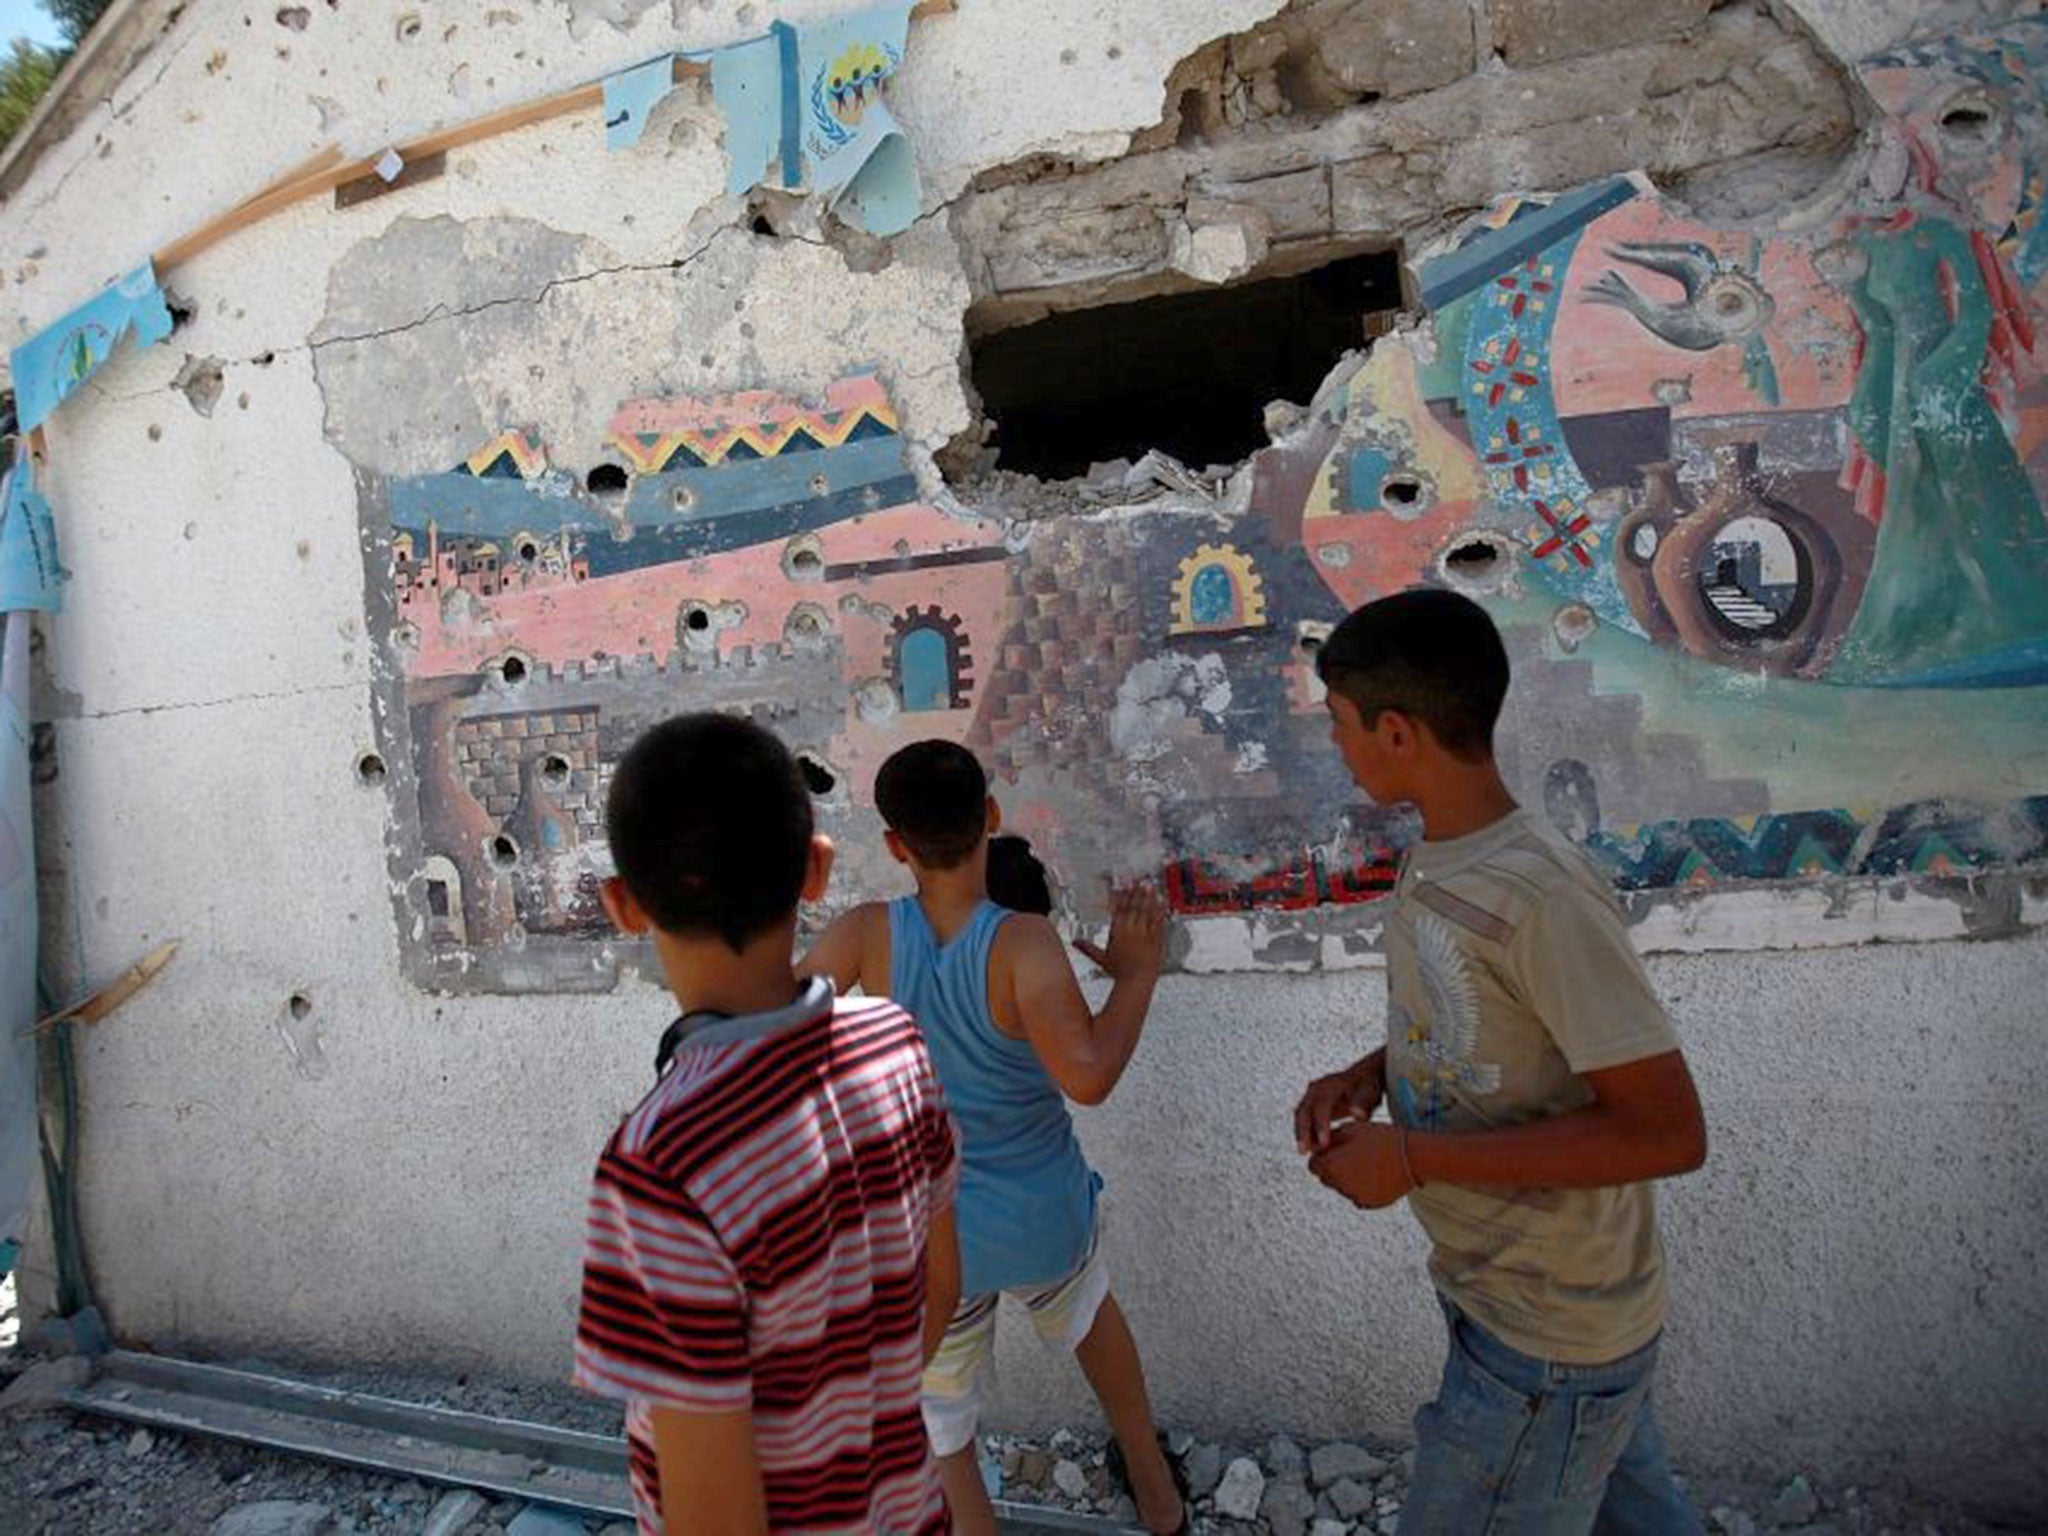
[[360, 19, 2048, 988]]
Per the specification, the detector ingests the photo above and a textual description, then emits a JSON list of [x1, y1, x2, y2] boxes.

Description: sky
[[0, 0, 63, 48]]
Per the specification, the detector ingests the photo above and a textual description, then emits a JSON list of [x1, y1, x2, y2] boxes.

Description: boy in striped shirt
[[574, 713, 962, 1536]]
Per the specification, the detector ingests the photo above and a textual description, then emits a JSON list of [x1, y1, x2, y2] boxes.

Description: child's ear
[[884, 828, 912, 867], [985, 796, 1002, 836], [801, 833, 835, 903], [599, 876, 647, 937]]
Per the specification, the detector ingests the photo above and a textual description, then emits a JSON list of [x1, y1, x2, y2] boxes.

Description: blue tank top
[[888, 896, 1100, 1296]]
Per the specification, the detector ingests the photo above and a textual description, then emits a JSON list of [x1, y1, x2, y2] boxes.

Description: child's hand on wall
[[1074, 882, 1166, 981]]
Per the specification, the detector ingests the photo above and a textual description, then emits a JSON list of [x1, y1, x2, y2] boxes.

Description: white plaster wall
[[5, 0, 2047, 1520]]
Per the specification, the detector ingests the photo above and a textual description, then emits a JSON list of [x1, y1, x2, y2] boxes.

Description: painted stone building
[[3, 0, 2045, 1515]]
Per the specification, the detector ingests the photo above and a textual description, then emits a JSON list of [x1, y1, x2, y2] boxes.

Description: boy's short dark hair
[[874, 740, 988, 870], [1315, 587, 1510, 761], [987, 835, 1053, 915], [604, 712, 813, 951]]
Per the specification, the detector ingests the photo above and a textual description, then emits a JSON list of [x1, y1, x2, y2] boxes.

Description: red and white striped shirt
[[574, 979, 957, 1534]]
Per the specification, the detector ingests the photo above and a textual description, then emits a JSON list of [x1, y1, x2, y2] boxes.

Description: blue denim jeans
[[1401, 1296, 1704, 1536]]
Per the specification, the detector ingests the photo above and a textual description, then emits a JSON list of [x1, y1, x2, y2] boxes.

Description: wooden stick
[[153, 0, 961, 274], [23, 939, 179, 1038]]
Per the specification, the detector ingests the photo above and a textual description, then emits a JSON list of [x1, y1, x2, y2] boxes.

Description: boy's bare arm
[[650, 1405, 770, 1536], [1294, 1047, 1389, 1153], [923, 1200, 961, 1364], [999, 885, 1165, 1106], [1309, 1050, 1707, 1209], [796, 903, 878, 993]]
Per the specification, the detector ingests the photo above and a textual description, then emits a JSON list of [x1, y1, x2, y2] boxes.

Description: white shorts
[[920, 1219, 1110, 1456]]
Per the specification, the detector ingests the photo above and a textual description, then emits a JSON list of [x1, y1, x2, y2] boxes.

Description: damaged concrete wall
[[2, 0, 2045, 1514]]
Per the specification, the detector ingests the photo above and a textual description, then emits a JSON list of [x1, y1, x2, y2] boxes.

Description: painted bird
[[1583, 241, 1776, 351]]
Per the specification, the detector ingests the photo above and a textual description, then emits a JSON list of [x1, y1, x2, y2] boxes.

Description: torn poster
[[603, 54, 681, 151], [710, 29, 784, 192], [0, 453, 63, 615], [9, 262, 176, 433], [707, 2, 920, 236], [797, 2, 917, 235]]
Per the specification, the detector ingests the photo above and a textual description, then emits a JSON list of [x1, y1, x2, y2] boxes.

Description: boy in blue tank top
[[801, 741, 1187, 1536]]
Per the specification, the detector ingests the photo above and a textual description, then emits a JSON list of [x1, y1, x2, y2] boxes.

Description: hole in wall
[[356, 752, 387, 786], [965, 250, 1404, 480], [516, 536, 540, 562], [1382, 475, 1423, 507], [488, 833, 520, 869], [499, 654, 528, 685], [396, 11, 422, 39], [1940, 98, 1994, 139], [586, 463, 629, 498], [1436, 531, 1520, 595], [540, 753, 571, 790], [797, 753, 838, 796], [287, 992, 312, 1020], [783, 534, 826, 581], [683, 606, 711, 632], [672, 485, 696, 513]]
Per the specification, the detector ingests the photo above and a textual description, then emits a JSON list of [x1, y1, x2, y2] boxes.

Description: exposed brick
[[1487, 0, 1712, 69]]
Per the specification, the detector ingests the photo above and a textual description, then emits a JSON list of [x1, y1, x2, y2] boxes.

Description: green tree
[[40, 0, 112, 47], [0, 38, 62, 152]]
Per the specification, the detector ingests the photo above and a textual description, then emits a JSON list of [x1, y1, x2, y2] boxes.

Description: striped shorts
[[920, 1218, 1110, 1456]]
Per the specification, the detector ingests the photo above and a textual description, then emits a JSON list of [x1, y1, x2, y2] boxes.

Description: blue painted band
[[774, 20, 803, 189], [1418, 177, 1639, 312]]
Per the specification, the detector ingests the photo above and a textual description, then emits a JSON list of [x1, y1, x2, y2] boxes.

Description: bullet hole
[[355, 751, 387, 786], [182, 522, 199, 540], [276, 5, 309, 27], [287, 992, 312, 1020], [173, 354, 226, 418], [296, 539, 313, 559], [540, 753, 571, 790], [1437, 532, 1519, 594], [808, 472, 829, 497], [683, 606, 711, 632], [1297, 623, 1329, 654], [750, 214, 775, 236], [165, 292, 196, 330], [1940, 99, 1994, 138], [1060, 47, 1077, 64], [586, 462, 629, 499], [254, 350, 276, 367], [1381, 473, 1426, 510], [395, 11, 421, 39], [147, 424, 163, 442], [672, 485, 696, 512], [1445, 540, 1499, 574], [237, 392, 250, 410], [487, 834, 520, 869], [517, 537, 539, 562], [1317, 542, 1352, 568], [783, 537, 825, 581], [499, 655, 528, 684], [1552, 604, 1597, 654], [1107, 44, 1122, 59], [797, 753, 837, 796]]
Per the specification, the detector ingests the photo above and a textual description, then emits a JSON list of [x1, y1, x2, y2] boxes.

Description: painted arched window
[[1188, 563, 1236, 627], [900, 627, 952, 712]]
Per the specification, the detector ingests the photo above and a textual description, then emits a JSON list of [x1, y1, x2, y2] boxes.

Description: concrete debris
[[1327, 1475, 1375, 1519], [208, 1503, 337, 1536], [1261, 1473, 1317, 1536], [1182, 1439, 1224, 1498], [1310, 1441, 1388, 1487], [1214, 1456, 1267, 1521], [1772, 1475, 1823, 1527], [1263, 1435, 1306, 1478], [0, 1355, 91, 1414], [503, 1508, 588, 1536], [125, 1427, 154, 1458], [421, 1488, 489, 1536], [1052, 1457, 1088, 1498]]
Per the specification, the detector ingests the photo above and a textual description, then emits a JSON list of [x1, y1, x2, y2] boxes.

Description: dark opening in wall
[[968, 251, 1403, 481]]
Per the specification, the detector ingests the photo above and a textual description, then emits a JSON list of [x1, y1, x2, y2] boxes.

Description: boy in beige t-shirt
[[1294, 588, 1708, 1535]]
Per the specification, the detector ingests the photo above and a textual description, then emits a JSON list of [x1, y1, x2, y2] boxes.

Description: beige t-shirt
[[1383, 808, 1679, 1365]]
